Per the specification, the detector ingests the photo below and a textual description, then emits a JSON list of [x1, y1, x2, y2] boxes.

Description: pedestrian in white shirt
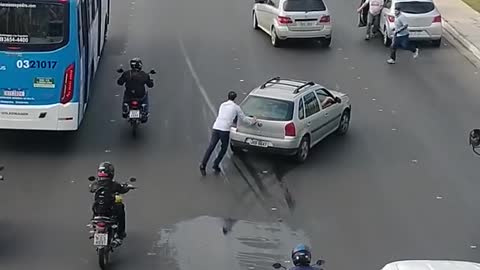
[[357, 0, 384, 40], [200, 91, 256, 176]]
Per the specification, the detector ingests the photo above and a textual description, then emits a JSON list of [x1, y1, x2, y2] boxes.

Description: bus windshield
[[0, 1, 68, 50]]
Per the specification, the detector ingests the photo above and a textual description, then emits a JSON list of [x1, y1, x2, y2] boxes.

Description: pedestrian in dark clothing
[[387, 6, 419, 64], [200, 91, 256, 175]]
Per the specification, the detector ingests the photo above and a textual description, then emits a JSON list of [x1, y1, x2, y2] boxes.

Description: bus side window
[[77, 8, 83, 51], [85, 0, 91, 27], [91, 0, 96, 20], [80, 0, 88, 43]]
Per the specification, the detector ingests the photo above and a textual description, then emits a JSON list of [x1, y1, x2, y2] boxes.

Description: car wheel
[[271, 27, 281, 47], [319, 37, 331, 48], [336, 110, 350, 136], [294, 136, 310, 163], [383, 26, 392, 47], [252, 11, 259, 30], [432, 38, 441, 48]]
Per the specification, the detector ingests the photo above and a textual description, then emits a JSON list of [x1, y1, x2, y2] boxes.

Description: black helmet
[[130, 57, 143, 71], [291, 244, 312, 266], [228, 91, 237, 101], [470, 129, 480, 147], [97, 161, 115, 180]]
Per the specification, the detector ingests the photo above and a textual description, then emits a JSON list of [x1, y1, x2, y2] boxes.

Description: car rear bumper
[[276, 25, 332, 39], [0, 102, 79, 131], [230, 128, 301, 153], [387, 25, 442, 40], [231, 140, 298, 155]]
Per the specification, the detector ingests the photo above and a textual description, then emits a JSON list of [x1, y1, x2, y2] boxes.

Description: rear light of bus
[[277, 16, 293, 25], [387, 15, 395, 23], [285, 122, 296, 137], [60, 64, 75, 104], [432, 15, 441, 23]]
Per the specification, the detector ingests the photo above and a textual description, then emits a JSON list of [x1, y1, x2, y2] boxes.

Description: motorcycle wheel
[[130, 120, 138, 137], [98, 248, 109, 269]]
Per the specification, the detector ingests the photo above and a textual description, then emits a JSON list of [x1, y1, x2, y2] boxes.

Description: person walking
[[357, 0, 384, 40], [200, 91, 256, 176], [387, 6, 419, 64]]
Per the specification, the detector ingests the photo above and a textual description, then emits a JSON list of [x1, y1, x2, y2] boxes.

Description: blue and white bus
[[0, 0, 110, 130]]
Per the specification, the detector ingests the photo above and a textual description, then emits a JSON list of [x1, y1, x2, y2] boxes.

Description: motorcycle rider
[[117, 57, 154, 123], [89, 161, 131, 240], [289, 244, 320, 270]]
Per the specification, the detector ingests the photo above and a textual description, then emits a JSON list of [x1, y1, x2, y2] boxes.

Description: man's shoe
[[212, 166, 221, 174], [200, 165, 206, 176]]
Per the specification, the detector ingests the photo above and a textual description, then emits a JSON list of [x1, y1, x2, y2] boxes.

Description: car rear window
[[283, 0, 326, 12], [395, 1, 434, 14], [241, 96, 294, 121]]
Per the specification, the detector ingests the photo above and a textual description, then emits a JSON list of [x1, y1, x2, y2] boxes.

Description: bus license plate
[[129, 110, 140, 118], [93, 233, 108, 246]]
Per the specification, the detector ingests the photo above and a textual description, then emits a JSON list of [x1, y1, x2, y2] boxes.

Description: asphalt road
[[1, 0, 480, 269]]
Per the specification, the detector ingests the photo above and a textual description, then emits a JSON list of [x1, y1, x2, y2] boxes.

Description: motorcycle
[[272, 259, 325, 270], [116, 67, 156, 137], [87, 176, 137, 269]]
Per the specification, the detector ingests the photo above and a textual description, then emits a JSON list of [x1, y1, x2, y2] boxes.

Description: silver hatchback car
[[230, 77, 352, 162]]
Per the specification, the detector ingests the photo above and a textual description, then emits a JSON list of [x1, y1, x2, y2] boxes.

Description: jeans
[[390, 34, 416, 61], [366, 13, 380, 36], [201, 129, 230, 168]]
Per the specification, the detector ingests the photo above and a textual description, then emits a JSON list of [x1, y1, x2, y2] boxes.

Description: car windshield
[[241, 96, 294, 121], [0, 1, 68, 49], [283, 0, 326, 12], [395, 1, 435, 14]]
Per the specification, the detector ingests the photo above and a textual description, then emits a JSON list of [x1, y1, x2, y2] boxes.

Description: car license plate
[[93, 233, 108, 246], [299, 22, 313, 26], [246, 138, 269, 147], [129, 110, 140, 118], [410, 31, 422, 37]]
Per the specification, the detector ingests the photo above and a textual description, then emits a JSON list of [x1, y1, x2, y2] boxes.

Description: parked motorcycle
[[272, 259, 325, 270], [87, 176, 137, 269], [116, 67, 156, 137], [0, 165, 4, 181]]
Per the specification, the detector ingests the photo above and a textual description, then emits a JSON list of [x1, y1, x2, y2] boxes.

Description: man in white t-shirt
[[357, 0, 384, 40]]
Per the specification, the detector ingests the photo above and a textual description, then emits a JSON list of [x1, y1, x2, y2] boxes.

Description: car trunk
[[282, 0, 328, 31], [395, 1, 437, 27]]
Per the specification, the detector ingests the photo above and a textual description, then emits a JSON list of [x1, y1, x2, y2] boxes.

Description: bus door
[[80, 0, 90, 109]]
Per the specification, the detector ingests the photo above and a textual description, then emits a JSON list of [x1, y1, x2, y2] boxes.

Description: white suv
[[252, 0, 333, 47]]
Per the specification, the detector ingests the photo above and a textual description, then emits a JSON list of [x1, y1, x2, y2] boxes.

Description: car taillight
[[131, 101, 138, 106], [97, 222, 105, 227], [387, 15, 395, 23], [319, 15, 330, 23], [432, 15, 441, 23], [285, 122, 296, 137], [277, 16, 293, 25], [60, 64, 75, 104]]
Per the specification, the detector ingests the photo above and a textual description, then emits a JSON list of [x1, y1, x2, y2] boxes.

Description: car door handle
[[307, 122, 311, 126], [325, 113, 329, 116]]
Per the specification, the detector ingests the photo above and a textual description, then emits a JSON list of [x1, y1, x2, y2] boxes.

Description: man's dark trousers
[[201, 129, 230, 168]]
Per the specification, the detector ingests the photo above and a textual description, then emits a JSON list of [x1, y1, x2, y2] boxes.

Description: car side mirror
[[255, 0, 266, 3], [129, 177, 137, 182], [116, 68, 124, 73], [316, 260, 325, 266], [88, 176, 96, 181], [470, 129, 480, 148], [272, 263, 282, 269], [334, 97, 341, 103], [0, 165, 4, 171], [149, 69, 156, 74]]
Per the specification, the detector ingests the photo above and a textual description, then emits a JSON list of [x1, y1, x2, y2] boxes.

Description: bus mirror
[[149, 70, 156, 74], [88, 176, 96, 181], [116, 68, 124, 73]]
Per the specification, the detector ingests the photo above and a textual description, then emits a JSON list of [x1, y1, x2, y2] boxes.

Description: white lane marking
[[105, 149, 111, 153], [236, 67, 241, 70], [115, 94, 120, 97], [179, 36, 232, 177], [234, 58, 239, 61], [436, 196, 443, 200], [372, 98, 376, 101], [392, 128, 397, 131], [110, 119, 116, 123], [378, 109, 383, 112], [470, 245, 477, 249], [337, 48, 343, 51], [357, 76, 361, 80], [344, 57, 349, 60], [240, 79, 244, 82], [411, 159, 418, 163]]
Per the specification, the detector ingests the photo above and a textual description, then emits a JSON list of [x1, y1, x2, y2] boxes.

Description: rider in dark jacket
[[89, 161, 130, 239], [289, 244, 321, 270], [117, 58, 153, 122]]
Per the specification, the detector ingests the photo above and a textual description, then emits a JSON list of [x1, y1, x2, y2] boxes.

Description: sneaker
[[199, 165, 206, 176], [212, 166, 221, 174], [387, 59, 396, 64], [365, 34, 370, 40], [413, 48, 419, 58]]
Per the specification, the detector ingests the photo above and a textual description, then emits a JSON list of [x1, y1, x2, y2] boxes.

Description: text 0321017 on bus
[[0, 0, 111, 131]]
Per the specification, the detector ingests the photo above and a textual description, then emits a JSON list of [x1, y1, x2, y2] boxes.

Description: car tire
[[252, 11, 259, 30], [383, 26, 392, 47], [336, 109, 350, 136], [294, 136, 310, 163], [320, 37, 331, 48], [271, 27, 282, 47], [432, 38, 441, 48]]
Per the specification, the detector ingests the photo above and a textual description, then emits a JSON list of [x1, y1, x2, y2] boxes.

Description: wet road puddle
[[150, 216, 310, 270]]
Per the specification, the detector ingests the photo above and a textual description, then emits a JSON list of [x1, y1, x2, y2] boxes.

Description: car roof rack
[[260, 77, 315, 94]]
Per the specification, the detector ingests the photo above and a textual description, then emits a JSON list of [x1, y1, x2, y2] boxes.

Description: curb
[[443, 19, 480, 66]]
